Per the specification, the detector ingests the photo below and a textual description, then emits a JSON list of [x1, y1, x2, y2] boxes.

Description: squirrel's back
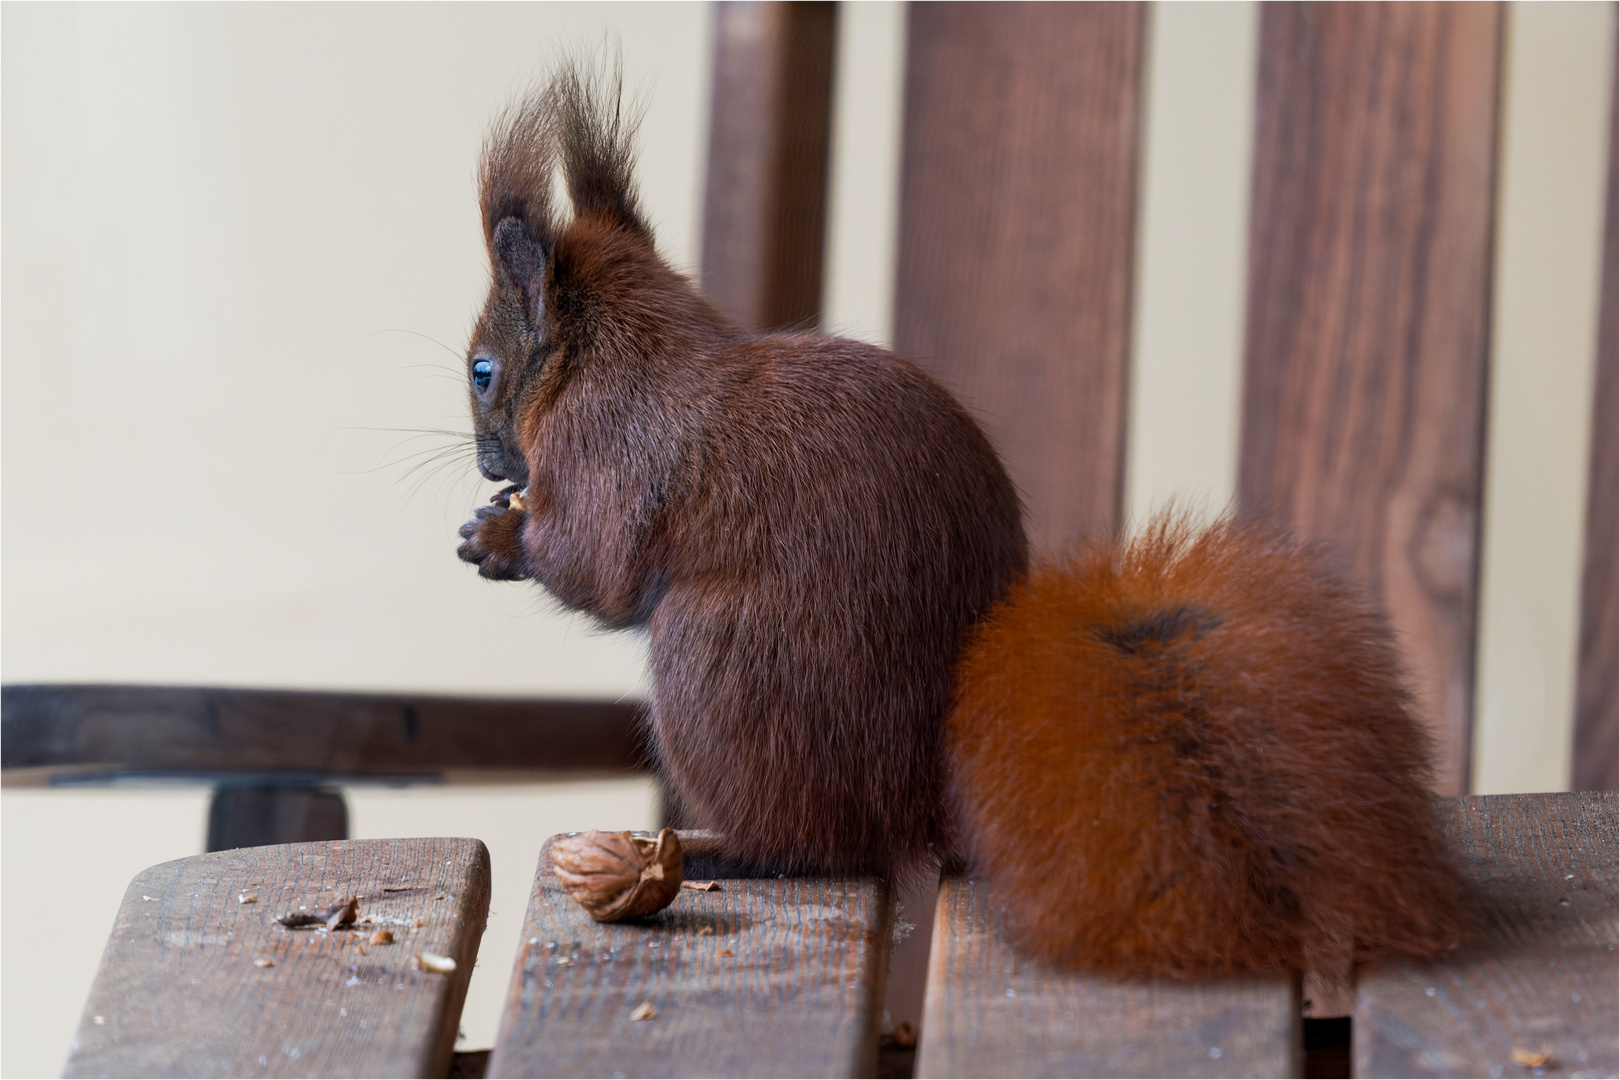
[[947, 516, 1473, 976], [646, 331, 1029, 873]]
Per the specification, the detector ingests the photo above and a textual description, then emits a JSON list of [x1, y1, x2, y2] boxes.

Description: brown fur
[[455, 67, 1473, 971], [456, 67, 1027, 873], [947, 517, 1473, 976]]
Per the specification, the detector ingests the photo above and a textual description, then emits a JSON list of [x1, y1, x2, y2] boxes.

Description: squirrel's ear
[[492, 216, 548, 327]]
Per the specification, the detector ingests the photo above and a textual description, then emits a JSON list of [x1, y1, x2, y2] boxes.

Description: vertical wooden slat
[[893, 2, 1145, 556], [1575, 78, 1618, 792], [701, 1, 837, 330], [1239, 3, 1503, 794]]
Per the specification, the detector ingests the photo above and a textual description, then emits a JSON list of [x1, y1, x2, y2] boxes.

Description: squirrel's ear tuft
[[479, 86, 557, 274], [492, 216, 548, 326], [554, 62, 649, 237]]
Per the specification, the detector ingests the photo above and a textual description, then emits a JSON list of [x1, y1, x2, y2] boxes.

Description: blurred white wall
[[822, 0, 906, 348], [1, 2, 1612, 1075], [2, 1, 713, 698], [1473, 1, 1614, 795], [1, 4, 704, 1073]]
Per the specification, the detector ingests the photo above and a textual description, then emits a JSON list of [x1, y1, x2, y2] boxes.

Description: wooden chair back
[[701, 0, 1618, 796]]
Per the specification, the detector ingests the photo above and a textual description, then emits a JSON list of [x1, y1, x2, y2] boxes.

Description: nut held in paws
[[551, 828, 684, 921]]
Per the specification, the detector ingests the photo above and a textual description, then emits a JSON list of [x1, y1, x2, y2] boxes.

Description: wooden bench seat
[[919, 792, 1617, 1080], [63, 838, 490, 1079], [1356, 792, 1618, 1078], [918, 878, 1301, 1078], [64, 793, 1616, 1078], [486, 834, 892, 1078]]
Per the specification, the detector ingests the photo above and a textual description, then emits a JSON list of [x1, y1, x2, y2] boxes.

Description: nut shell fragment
[[551, 828, 684, 921], [1511, 1047, 1553, 1068], [275, 896, 358, 930], [416, 951, 457, 974]]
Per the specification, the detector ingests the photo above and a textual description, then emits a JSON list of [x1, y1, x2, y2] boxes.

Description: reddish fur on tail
[[947, 516, 1473, 977]]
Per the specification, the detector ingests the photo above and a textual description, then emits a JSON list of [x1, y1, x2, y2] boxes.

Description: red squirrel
[[456, 68, 1471, 975]]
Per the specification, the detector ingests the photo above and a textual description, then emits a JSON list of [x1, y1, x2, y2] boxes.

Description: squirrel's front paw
[[457, 500, 530, 581]]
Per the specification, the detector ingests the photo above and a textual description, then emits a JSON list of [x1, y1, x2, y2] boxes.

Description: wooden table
[[63, 792, 1616, 1078]]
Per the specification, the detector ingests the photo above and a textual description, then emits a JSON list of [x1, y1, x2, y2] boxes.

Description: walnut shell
[[550, 828, 684, 921]]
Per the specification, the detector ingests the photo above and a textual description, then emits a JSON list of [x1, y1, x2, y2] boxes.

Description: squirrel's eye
[[472, 359, 493, 393]]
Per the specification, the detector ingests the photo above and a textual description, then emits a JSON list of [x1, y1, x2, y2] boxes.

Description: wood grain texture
[[893, 2, 1144, 556], [1301, 964, 1354, 1020], [1355, 792, 1619, 1078], [64, 838, 490, 1079], [0, 684, 645, 783], [916, 876, 1301, 1078], [1574, 78, 1618, 793], [1238, 3, 1503, 794], [488, 832, 891, 1078], [701, 1, 837, 330]]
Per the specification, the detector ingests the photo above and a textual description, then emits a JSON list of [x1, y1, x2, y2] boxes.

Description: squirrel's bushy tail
[[946, 515, 1473, 977]]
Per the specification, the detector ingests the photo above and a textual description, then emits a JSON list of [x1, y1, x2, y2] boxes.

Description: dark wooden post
[[1574, 77, 1618, 792], [205, 785, 348, 851], [893, 2, 1145, 557], [701, 1, 838, 331], [2, 685, 650, 849], [1239, 3, 1503, 794]]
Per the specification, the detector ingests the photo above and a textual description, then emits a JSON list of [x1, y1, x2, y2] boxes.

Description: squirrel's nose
[[475, 433, 511, 483], [476, 439, 530, 488]]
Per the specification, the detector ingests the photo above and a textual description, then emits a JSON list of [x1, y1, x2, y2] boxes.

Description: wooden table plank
[[917, 876, 1301, 1078], [64, 838, 490, 1079], [1356, 792, 1619, 1078], [488, 833, 892, 1078]]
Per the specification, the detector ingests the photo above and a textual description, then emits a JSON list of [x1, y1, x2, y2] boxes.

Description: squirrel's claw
[[457, 503, 530, 580]]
